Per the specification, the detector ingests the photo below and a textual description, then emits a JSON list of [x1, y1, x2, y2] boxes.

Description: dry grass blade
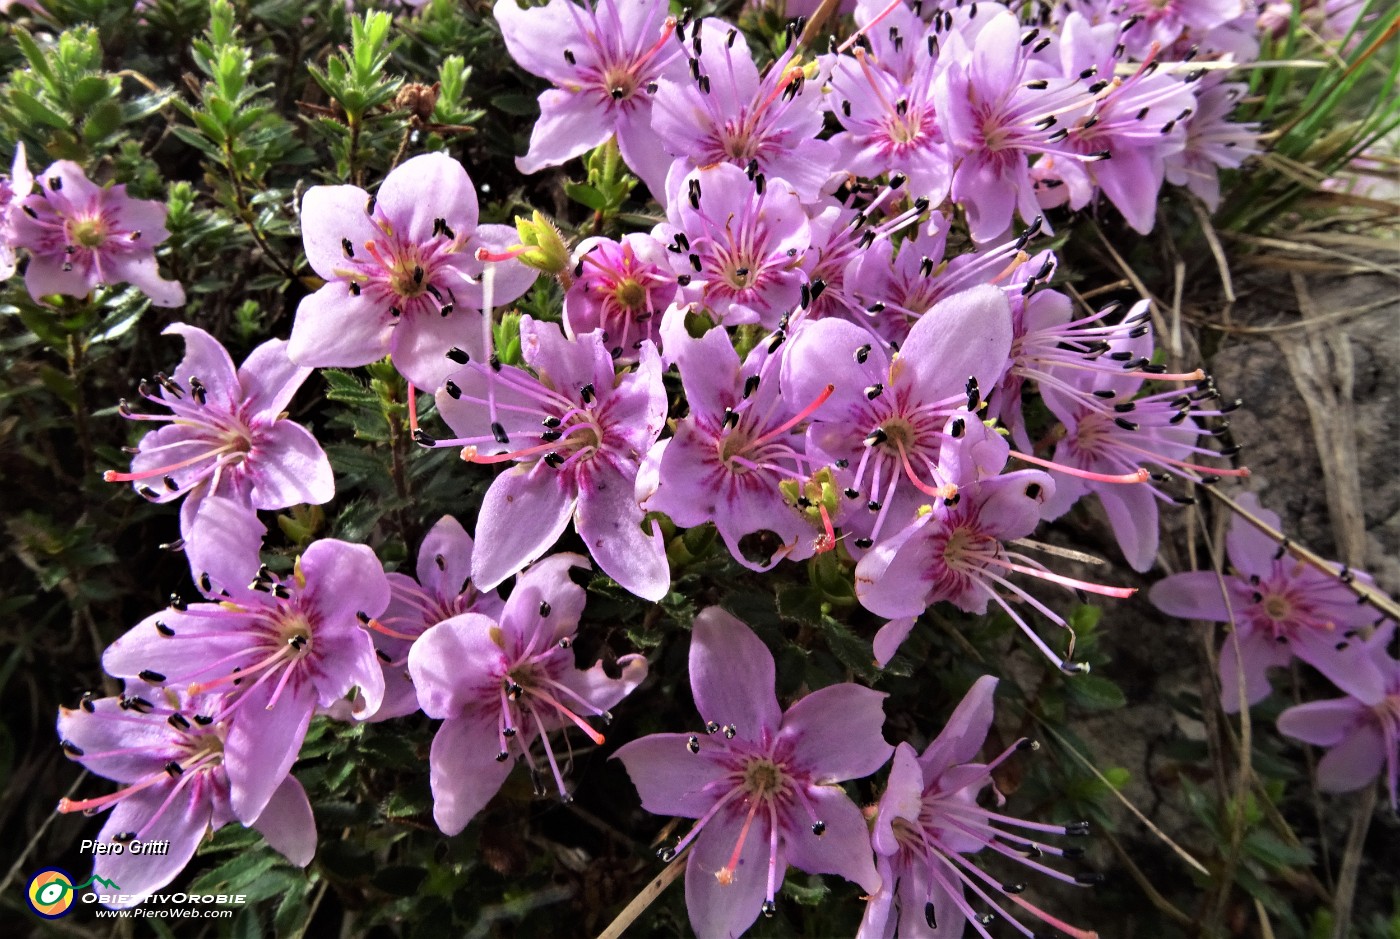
[[1193, 295, 1394, 335], [1279, 273, 1367, 566], [1196, 486, 1400, 620], [1230, 232, 1400, 278], [1329, 785, 1378, 939], [597, 851, 689, 939], [1036, 722, 1211, 878]]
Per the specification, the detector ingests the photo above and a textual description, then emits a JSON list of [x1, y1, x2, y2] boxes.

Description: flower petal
[[689, 607, 782, 746], [612, 734, 734, 817], [247, 420, 335, 510], [471, 463, 578, 590], [576, 458, 670, 601], [428, 714, 514, 835], [1148, 572, 1234, 621], [685, 808, 774, 939], [517, 89, 613, 175], [416, 515, 476, 598], [779, 684, 892, 783], [1278, 697, 1365, 747], [299, 184, 380, 279], [252, 774, 317, 866], [92, 782, 210, 908], [288, 280, 394, 369], [238, 337, 312, 418], [377, 152, 478, 245], [782, 784, 881, 893], [1315, 723, 1386, 793], [224, 679, 316, 822], [407, 614, 507, 719], [920, 675, 999, 776]]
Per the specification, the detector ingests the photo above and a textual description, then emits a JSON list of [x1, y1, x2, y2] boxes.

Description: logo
[[26, 869, 120, 919]]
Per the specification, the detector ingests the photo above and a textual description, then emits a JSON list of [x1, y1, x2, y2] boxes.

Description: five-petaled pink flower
[[615, 607, 892, 939]]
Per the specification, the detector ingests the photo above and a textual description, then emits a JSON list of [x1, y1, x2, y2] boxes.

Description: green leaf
[[1064, 673, 1126, 711]]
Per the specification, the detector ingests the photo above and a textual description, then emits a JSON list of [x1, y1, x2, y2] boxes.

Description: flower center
[[1261, 593, 1292, 622], [614, 278, 648, 311], [69, 215, 108, 249], [277, 614, 313, 658], [742, 757, 788, 800]]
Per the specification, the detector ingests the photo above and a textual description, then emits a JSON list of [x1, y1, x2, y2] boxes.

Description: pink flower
[[56, 683, 315, 908], [11, 160, 184, 306], [1, 141, 34, 281], [1277, 631, 1399, 809], [407, 554, 647, 834], [1151, 493, 1390, 711], [859, 676, 1098, 939], [431, 317, 671, 600], [103, 324, 333, 591], [615, 607, 892, 939], [495, 0, 684, 197], [289, 152, 535, 390]]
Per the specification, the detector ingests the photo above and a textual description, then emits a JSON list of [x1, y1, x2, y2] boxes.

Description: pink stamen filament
[[102, 444, 236, 483], [187, 643, 293, 696], [750, 384, 834, 448], [992, 556, 1137, 599], [717, 796, 763, 885], [363, 617, 420, 642], [1009, 449, 1149, 484]]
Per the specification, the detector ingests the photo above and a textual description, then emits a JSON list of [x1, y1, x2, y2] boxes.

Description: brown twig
[[596, 850, 689, 939]]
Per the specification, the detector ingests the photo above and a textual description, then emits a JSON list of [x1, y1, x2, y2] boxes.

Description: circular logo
[[27, 868, 76, 919]]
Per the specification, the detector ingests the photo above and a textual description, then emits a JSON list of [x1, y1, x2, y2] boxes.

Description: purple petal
[[238, 337, 312, 418], [1278, 698, 1365, 747], [377, 152, 478, 245], [1097, 478, 1160, 573], [389, 303, 489, 391], [183, 494, 265, 595], [225, 679, 316, 822], [689, 607, 782, 747], [871, 743, 925, 856], [781, 318, 891, 422], [896, 284, 1013, 403], [252, 774, 316, 866], [24, 252, 92, 301], [416, 515, 475, 598], [782, 784, 881, 892], [779, 684, 892, 783], [1315, 723, 1386, 793], [557, 654, 649, 716], [1225, 492, 1283, 579], [612, 734, 734, 817], [684, 809, 774, 939], [1290, 629, 1387, 706], [247, 420, 335, 509], [576, 458, 670, 601], [299, 184, 380, 279], [505, 553, 591, 643], [103, 606, 256, 685], [854, 517, 935, 619], [288, 281, 393, 369], [471, 464, 578, 590], [56, 698, 171, 783], [105, 253, 184, 307], [163, 324, 240, 408], [1149, 572, 1234, 621], [671, 324, 742, 424], [518, 89, 613, 174], [872, 617, 917, 668], [920, 675, 999, 776], [407, 614, 506, 719], [494, 0, 591, 85], [428, 714, 514, 835], [300, 539, 391, 635], [1219, 630, 1287, 713], [93, 782, 210, 908]]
